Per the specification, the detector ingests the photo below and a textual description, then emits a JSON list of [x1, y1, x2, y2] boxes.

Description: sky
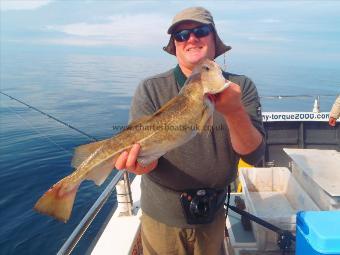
[[1, 0, 340, 66]]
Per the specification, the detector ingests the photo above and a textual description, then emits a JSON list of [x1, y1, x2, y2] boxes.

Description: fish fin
[[153, 95, 188, 116], [85, 155, 119, 186], [126, 116, 153, 129], [179, 73, 201, 95], [198, 97, 214, 134], [128, 95, 187, 129], [34, 177, 81, 223], [198, 109, 213, 134], [204, 115, 214, 136], [137, 153, 163, 166], [71, 139, 110, 168], [151, 95, 188, 117]]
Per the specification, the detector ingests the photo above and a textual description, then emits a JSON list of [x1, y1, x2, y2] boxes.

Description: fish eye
[[202, 65, 210, 71]]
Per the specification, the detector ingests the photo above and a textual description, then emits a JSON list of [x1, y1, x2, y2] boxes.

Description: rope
[[223, 53, 227, 71], [0, 91, 98, 142]]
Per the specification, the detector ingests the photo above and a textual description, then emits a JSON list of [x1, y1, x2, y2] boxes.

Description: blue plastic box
[[296, 211, 340, 255]]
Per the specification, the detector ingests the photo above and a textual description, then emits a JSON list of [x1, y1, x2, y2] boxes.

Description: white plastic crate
[[224, 193, 257, 255], [226, 215, 257, 249], [239, 167, 319, 251], [225, 193, 257, 249], [233, 248, 258, 255], [284, 148, 340, 210]]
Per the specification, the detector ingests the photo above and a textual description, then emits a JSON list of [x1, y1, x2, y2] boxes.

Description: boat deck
[[90, 175, 142, 255], [90, 176, 295, 255]]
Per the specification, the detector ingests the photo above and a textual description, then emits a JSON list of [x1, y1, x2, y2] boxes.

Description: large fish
[[34, 59, 229, 222]]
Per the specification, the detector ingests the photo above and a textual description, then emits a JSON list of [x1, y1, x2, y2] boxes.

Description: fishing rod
[[260, 94, 335, 99], [0, 91, 98, 142], [1, 91, 334, 138]]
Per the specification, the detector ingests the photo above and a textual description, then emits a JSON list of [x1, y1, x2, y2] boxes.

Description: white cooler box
[[239, 167, 319, 251], [284, 148, 340, 210]]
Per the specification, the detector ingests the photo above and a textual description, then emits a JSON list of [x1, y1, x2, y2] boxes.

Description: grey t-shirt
[[129, 67, 265, 227]]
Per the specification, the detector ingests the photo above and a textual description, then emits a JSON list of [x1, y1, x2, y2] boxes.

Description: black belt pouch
[[180, 188, 226, 225]]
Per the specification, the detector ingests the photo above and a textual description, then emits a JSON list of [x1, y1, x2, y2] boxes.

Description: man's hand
[[211, 81, 243, 117], [115, 144, 158, 175], [329, 117, 337, 127]]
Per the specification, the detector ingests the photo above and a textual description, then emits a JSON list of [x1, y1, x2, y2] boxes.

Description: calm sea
[[0, 51, 339, 254]]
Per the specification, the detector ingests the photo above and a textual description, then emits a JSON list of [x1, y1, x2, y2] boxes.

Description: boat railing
[[57, 170, 132, 255]]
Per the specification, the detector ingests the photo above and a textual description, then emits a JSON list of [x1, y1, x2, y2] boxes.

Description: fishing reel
[[277, 230, 295, 254]]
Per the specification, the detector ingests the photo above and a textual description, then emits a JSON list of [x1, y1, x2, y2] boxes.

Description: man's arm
[[213, 81, 264, 163], [224, 106, 262, 155], [329, 95, 340, 127]]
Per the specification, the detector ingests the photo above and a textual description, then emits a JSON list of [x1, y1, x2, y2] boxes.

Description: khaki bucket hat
[[163, 7, 231, 58]]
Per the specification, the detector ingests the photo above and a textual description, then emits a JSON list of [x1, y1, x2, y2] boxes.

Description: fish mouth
[[205, 81, 232, 103], [208, 81, 231, 95]]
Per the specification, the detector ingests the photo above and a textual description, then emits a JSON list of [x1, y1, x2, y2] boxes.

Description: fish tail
[[34, 177, 80, 223]]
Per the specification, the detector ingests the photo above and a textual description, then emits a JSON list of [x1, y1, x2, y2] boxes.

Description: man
[[115, 7, 265, 255], [329, 95, 340, 127]]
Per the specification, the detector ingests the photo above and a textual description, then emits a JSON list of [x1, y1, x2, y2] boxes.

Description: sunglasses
[[173, 25, 212, 42]]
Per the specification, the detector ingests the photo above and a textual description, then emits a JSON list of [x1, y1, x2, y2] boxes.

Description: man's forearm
[[223, 106, 263, 155]]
